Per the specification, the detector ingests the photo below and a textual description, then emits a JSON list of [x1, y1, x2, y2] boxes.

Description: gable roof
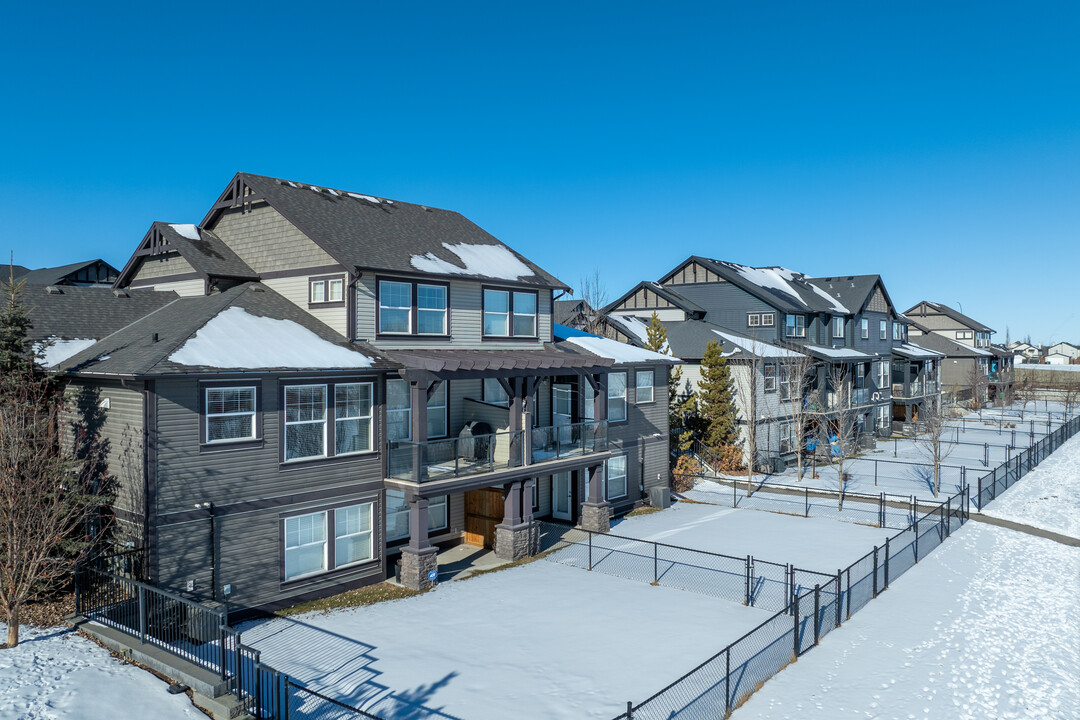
[[16, 259, 119, 287], [20, 284, 179, 344], [804, 275, 898, 317], [661, 257, 850, 315], [115, 222, 259, 288], [202, 173, 569, 291], [58, 283, 397, 376], [554, 299, 591, 325], [603, 281, 706, 317], [904, 301, 995, 334], [908, 332, 993, 358]]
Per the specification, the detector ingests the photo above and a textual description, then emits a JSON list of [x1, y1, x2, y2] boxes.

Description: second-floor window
[[284, 381, 375, 461], [609, 372, 627, 422], [833, 317, 844, 339], [334, 383, 373, 455], [877, 360, 889, 389], [861, 318, 868, 339], [205, 386, 256, 443], [309, 276, 344, 305], [879, 320, 887, 340], [893, 322, 903, 340], [285, 385, 327, 461], [747, 312, 775, 327], [379, 280, 448, 336], [779, 365, 794, 400], [484, 289, 538, 338], [855, 363, 865, 389], [764, 364, 777, 392], [785, 314, 806, 338], [636, 369, 655, 403]]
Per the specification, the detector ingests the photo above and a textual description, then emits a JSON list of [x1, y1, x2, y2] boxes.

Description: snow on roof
[[897, 343, 943, 359], [169, 307, 374, 369], [169, 223, 200, 241], [36, 337, 98, 368], [712, 330, 804, 358], [804, 345, 873, 359], [721, 262, 849, 314], [563, 336, 678, 365], [410, 242, 535, 281], [607, 314, 650, 344], [804, 281, 850, 314]]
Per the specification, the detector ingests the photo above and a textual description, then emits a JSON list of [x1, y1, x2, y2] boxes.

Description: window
[[833, 316, 844, 338], [386, 379, 411, 442], [385, 490, 447, 542], [334, 383, 373, 455], [334, 503, 373, 567], [606, 455, 628, 500], [285, 385, 327, 461], [417, 284, 448, 335], [310, 276, 345, 305], [205, 386, 256, 443], [877, 360, 889, 389], [779, 423, 794, 453], [484, 288, 539, 338], [747, 313, 761, 327], [956, 330, 974, 340], [855, 363, 866, 389], [893, 322, 902, 339], [635, 369, 655, 403], [284, 511, 326, 580], [608, 372, 627, 422], [379, 280, 412, 334], [861, 318, 869, 340], [761, 313, 775, 327], [877, 405, 889, 429], [785, 314, 806, 338], [483, 377, 510, 406], [880, 320, 887, 340], [427, 382, 448, 439], [780, 365, 795, 400], [763, 364, 777, 392]]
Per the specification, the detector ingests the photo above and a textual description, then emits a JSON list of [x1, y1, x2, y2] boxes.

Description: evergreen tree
[[0, 265, 33, 374], [644, 312, 695, 453], [698, 339, 738, 451]]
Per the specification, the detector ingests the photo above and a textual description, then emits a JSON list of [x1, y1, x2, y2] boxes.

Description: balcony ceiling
[[387, 345, 613, 379]]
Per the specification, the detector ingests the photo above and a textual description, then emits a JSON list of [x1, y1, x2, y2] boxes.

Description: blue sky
[[2, 2, 1077, 344]]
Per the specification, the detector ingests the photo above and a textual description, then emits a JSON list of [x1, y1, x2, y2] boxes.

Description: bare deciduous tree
[[730, 341, 767, 498], [914, 396, 957, 497], [966, 361, 989, 420], [577, 270, 608, 336], [816, 366, 860, 511], [1016, 374, 1036, 420], [781, 348, 817, 482]]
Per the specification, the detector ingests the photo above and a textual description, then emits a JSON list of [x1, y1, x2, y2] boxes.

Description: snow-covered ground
[[0, 623, 203, 720], [608, 502, 894, 572], [241, 559, 774, 720], [982, 434, 1080, 539], [732, 522, 1080, 720]]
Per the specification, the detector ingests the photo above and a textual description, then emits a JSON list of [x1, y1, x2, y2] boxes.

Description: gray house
[[40, 172, 675, 611], [598, 257, 941, 463]]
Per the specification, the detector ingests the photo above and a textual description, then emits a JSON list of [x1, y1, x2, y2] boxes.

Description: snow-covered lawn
[[241, 559, 775, 720], [982, 434, 1080, 539], [608, 502, 895, 573], [0, 623, 203, 720], [731, 522, 1080, 720]]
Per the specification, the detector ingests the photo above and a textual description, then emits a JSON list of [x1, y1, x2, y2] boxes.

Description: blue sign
[[427, 569, 438, 582]]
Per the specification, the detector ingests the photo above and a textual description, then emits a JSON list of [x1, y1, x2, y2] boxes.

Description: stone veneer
[[494, 521, 540, 561], [399, 547, 438, 590]]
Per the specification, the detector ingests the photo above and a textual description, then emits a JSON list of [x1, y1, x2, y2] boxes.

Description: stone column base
[[580, 501, 611, 533], [495, 521, 539, 562], [399, 546, 438, 590]]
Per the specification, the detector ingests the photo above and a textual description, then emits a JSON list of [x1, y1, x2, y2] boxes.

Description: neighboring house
[[1007, 342, 1040, 363], [14, 259, 120, 287], [39, 172, 676, 611], [907, 332, 996, 404], [1045, 352, 1072, 366], [1047, 342, 1080, 361], [600, 257, 936, 462], [906, 302, 1013, 402]]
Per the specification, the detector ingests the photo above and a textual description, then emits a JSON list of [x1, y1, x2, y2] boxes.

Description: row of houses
[[15, 173, 1010, 615], [1006, 340, 1080, 365]]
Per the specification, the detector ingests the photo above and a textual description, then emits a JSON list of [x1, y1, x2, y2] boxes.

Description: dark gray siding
[[665, 283, 782, 343], [151, 373, 388, 609], [607, 364, 671, 514]]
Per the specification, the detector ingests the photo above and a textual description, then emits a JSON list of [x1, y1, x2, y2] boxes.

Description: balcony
[[804, 387, 875, 413], [891, 378, 940, 399], [988, 369, 1014, 384], [386, 420, 608, 484]]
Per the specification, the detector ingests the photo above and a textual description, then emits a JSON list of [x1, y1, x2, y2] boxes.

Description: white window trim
[[205, 386, 257, 444], [427, 382, 449, 439], [861, 318, 869, 339], [333, 503, 374, 570], [386, 378, 412, 442], [483, 289, 511, 337], [608, 371, 628, 422], [785, 315, 806, 338], [284, 385, 328, 462], [416, 283, 448, 336], [635, 369, 655, 404], [764, 364, 777, 393], [378, 280, 413, 335], [833, 317, 844, 338], [284, 511, 327, 581], [761, 312, 775, 327], [606, 455, 628, 500], [511, 291, 538, 338], [880, 320, 887, 340], [747, 313, 760, 327], [334, 382, 374, 456]]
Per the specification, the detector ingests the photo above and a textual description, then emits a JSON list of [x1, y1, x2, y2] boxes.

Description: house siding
[[262, 273, 348, 337], [139, 278, 205, 297], [130, 253, 196, 281], [606, 364, 670, 514], [665, 283, 782, 343], [209, 203, 338, 274]]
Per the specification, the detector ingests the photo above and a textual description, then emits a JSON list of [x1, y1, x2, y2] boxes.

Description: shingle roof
[[554, 299, 591, 325], [905, 301, 995, 334], [804, 275, 897, 316], [226, 174, 569, 291], [658, 318, 802, 360], [672, 257, 851, 315], [602, 281, 706, 317], [21, 284, 179, 344], [908, 333, 993, 358], [16, 259, 119, 286], [57, 283, 397, 376], [154, 223, 259, 280]]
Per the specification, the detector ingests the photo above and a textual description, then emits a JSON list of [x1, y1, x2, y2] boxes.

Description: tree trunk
[[5, 605, 18, 648]]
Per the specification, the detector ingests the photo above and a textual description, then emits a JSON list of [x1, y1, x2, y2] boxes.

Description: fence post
[[805, 487, 808, 517], [945, 497, 952, 537], [845, 567, 851, 619], [138, 585, 147, 643], [872, 546, 878, 597], [627, 701, 633, 719], [813, 585, 820, 644], [653, 543, 658, 584], [725, 648, 731, 714], [914, 516, 919, 562], [878, 493, 884, 528], [835, 570, 842, 627], [588, 532, 593, 571], [984, 443, 989, 467], [874, 459, 878, 486], [745, 555, 752, 606], [282, 676, 290, 720], [793, 592, 800, 657], [254, 654, 263, 719], [73, 566, 82, 616], [883, 536, 890, 590]]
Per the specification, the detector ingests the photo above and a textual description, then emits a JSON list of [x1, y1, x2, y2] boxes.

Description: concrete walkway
[[966, 511, 1080, 547]]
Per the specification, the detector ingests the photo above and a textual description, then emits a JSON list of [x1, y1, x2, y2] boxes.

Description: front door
[[552, 471, 572, 521]]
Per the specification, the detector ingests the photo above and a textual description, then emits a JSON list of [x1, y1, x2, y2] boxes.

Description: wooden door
[[464, 487, 504, 548]]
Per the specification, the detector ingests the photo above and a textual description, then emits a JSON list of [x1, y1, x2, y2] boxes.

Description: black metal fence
[[973, 414, 1080, 509], [590, 486, 968, 719]]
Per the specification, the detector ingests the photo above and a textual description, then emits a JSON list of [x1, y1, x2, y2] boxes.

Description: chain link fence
[[974, 414, 1080, 509]]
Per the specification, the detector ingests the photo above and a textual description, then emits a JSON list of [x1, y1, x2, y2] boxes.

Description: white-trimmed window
[[385, 490, 448, 542], [284, 511, 326, 580], [386, 379, 411, 442], [880, 320, 887, 340], [748, 313, 761, 327], [608, 372, 627, 422], [427, 382, 448, 439], [483, 377, 510, 406], [205, 386, 256, 443], [855, 363, 866, 389], [861, 318, 869, 339], [310, 276, 344, 304], [780, 365, 795, 401], [761, 312, 775, 327], [335, 383, 373, 455], [764, 364, 777, 393], [785, 314, 806, 338], [285, 385, 327, 461], [877, 361, 889, 389], [833, 317, 844, 338], [779, 423, 794, 453], [417, 284, 447, 335], [893, 322, 902, 339], [334, 503, 373, 567], [483, 289, 510, 336], [379, 280, 412, 334], [877, 405, 889, 429], [635, 369, 655, 403], [606, 455, 628, 500], [512, 292, 537, 337]]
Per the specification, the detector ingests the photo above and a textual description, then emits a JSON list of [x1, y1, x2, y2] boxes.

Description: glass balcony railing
[[531, 420, 608, 463]]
